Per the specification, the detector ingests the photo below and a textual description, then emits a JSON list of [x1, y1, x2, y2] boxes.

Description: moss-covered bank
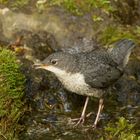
[[0, 47, 25, 139]]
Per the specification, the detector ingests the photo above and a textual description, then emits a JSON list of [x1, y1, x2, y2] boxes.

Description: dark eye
[[50, 59, 58, 65]]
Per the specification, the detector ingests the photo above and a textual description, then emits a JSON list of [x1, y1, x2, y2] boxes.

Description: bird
[[34, 39, 136, 127]]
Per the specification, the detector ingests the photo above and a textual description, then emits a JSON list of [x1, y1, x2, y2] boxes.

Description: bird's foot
[[92, 123, 97, 129], [73, 115, 85, 127], [70, 112, 94, 127], [70, 115, 85, 127]]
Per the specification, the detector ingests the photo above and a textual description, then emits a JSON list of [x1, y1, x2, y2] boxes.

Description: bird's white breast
[[45, 65, 89, 95]]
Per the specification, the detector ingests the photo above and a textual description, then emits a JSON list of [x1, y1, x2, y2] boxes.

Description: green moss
[[0, 47, 25, 139], [99, 25, 137, 46], [0, 0, 8, 4], [11, 0, 29, 9], [100, 117, 139, 140], [0, 0, 114, 16], [0, 0, 30, 9], [48, 0, 114, 16]]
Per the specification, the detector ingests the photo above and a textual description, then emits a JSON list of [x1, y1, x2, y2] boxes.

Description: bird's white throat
[[44, 65, 68, 76], [45, 65, 84, 80]]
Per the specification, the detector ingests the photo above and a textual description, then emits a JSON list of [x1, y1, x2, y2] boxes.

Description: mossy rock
[[100, 117, 139, 140], [0, 47, 25, 139]]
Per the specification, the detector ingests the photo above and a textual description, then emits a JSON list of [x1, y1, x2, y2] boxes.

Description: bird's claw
[[73, 116, 85, 127], [92, 124, 97, 129]]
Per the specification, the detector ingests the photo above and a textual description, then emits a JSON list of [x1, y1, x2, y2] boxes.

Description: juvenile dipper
[[34, 39, 135, 127]]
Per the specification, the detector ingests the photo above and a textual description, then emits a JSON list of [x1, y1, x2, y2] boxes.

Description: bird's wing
[[81, 51, 122, 88]]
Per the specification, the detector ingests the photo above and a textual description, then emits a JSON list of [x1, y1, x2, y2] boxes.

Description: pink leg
[[92, 98, 104, 128], [74, 97, 89, 127]]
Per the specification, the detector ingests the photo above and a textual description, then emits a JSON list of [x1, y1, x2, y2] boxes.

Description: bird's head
[[34, 52, 76, 76]]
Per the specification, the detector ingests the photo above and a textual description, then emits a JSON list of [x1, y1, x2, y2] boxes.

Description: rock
[[0, 7, 100, 55]]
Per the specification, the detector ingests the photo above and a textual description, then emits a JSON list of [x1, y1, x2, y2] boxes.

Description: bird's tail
[[108, 39, 136, 68]]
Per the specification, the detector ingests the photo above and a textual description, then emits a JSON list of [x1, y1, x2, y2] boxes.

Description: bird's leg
[[74, 96, 89, 127], [92, 98, 104, 128]]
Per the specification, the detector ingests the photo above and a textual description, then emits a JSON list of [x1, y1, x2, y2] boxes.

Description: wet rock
[[125, 59, 140, 81], [14, 30, 56, 60], [111, 0, 139, 25], [115, 77, 140, 105], [113, 59, 140, 106], [0, 7, 100, 54]]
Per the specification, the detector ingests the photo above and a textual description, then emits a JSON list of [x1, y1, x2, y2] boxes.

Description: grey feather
[[37, 39, 136, 98], [108, 39, 136, 68]]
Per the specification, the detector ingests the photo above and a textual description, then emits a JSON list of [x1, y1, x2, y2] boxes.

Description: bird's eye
[[50, 59, 58, 65]]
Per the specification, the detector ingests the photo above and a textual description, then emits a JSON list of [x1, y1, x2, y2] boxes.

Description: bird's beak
[[33, 63, 48, 69]]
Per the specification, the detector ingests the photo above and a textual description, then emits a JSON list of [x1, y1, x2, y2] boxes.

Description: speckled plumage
[[38, 39, 135, 98]]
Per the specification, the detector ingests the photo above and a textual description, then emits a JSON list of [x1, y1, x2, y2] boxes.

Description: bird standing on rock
[[34, 39, 136, 128]]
